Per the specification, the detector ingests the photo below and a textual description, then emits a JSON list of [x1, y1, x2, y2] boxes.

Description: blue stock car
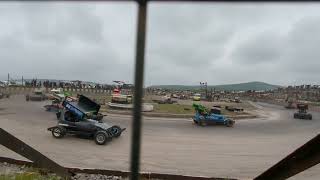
[[192, 110, 235, 127]]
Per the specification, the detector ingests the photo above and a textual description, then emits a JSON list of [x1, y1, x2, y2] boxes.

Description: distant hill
[[148, 81, 281, 91]]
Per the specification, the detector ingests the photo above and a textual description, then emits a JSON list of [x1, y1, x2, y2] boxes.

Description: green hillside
[[148, 81, 280, 91]]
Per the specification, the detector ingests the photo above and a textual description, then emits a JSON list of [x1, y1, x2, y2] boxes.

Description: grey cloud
[[231, 32, 284, 64], [287, 16, 320, 59], [147, 4, 237, 71], [22, 4, 103, 43], [0, 35, 23, 49], [281, 16, 320, 75], [1, 3, 320, 86], [0, 3, 135, 83]]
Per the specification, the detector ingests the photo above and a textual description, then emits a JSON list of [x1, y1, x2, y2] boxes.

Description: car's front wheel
[[51, 126, 65, 138], [192, 119, 198, 125], [111, 126, 122, 138], [226, 119, 235, 127], [94, 131, 111, 145], [198, 120, 206, 126], [56, 111, 61, 120]]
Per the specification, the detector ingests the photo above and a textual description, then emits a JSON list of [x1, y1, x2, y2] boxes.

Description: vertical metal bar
[[130, 0, 147, 180]]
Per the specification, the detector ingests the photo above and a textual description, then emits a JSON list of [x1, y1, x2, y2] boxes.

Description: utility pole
[[7, 73, 9, 85], [200, 81, 208, 100], [22, 76, 24, 86], [205, 82, 208, 100]]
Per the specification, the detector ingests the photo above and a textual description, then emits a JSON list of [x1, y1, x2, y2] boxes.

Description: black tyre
[[293, 114, 297, 119], [96, 113, 104, 121], [51, 126, 65, 139], [226, 120, 235, 127], [111, 126, 122, 138], [94, 131, 111, 145], [193, 119, 198, 124], [26, 95, 29, 101], [44, 106, 51, 111], [309, 115, 312, 120], [199, 120, 206, 126], [56, 111, 61, 120]]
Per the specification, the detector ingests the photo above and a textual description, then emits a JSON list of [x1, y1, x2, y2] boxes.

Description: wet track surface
[[1, 95, 320, 179]]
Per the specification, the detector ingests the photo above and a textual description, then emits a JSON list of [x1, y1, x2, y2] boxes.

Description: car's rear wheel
[[52, 126, 65, 138], [94, 131, 111, 145]]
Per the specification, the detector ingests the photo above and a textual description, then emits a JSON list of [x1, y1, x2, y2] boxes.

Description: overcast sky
[[0, 2, 320, 86]]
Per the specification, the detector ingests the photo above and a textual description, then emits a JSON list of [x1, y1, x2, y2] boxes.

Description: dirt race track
[[1, 95, 320, 180]]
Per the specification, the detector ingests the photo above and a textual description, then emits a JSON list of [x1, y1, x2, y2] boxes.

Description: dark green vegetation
[[149, 81, 280, 91], [153, 104, 195, 114]]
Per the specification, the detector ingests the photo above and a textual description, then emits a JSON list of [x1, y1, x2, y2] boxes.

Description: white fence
[[0, 87, 112, 96]]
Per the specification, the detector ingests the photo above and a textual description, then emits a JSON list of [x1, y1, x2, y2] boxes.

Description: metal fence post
[[130, 0, 147, 179]]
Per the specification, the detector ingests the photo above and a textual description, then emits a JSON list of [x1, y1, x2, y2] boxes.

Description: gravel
[[0, 162, 28, 175], [71, 173, 127, 180], [0, 162, 128, 180]]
